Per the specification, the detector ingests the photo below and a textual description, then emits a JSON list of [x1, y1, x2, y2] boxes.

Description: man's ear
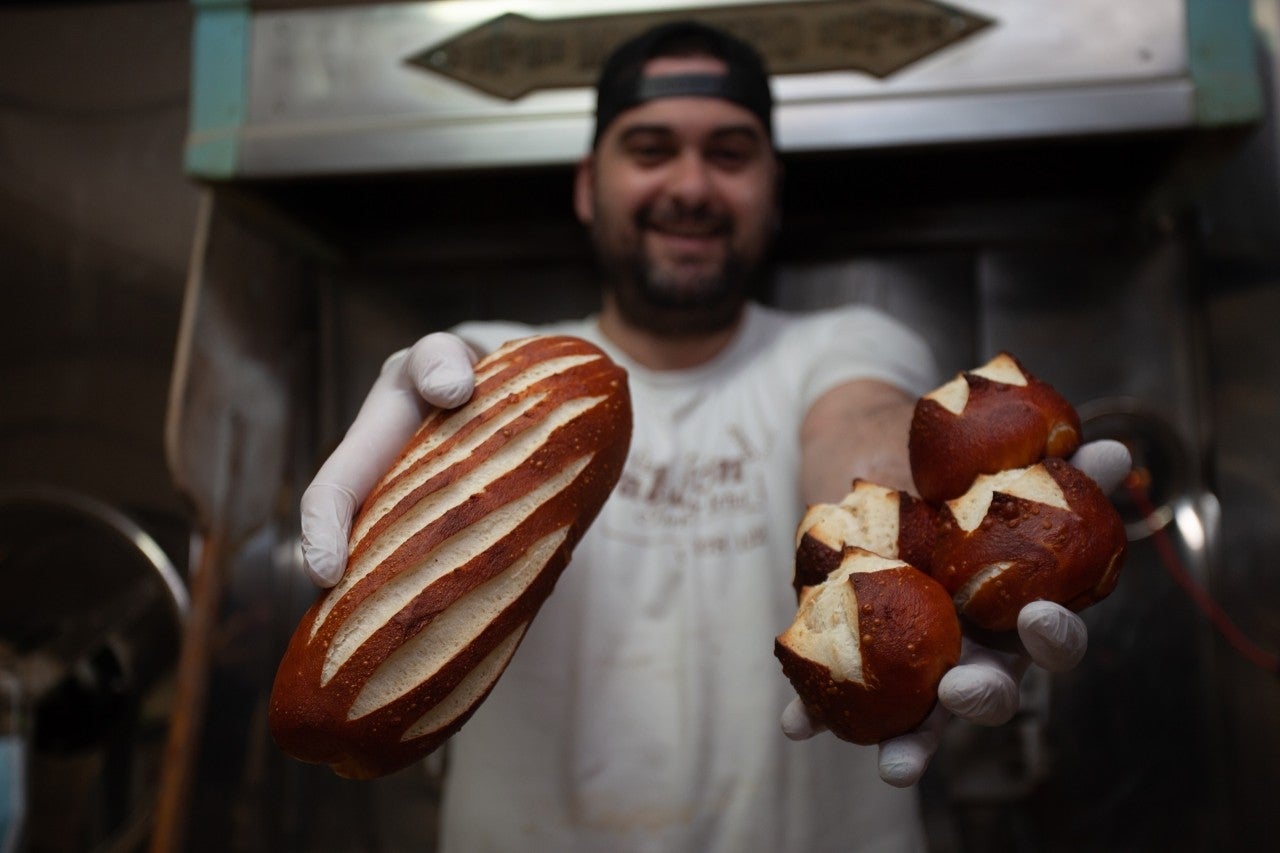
[[771, 158, 785, 234], [573, 154, 595, 225]]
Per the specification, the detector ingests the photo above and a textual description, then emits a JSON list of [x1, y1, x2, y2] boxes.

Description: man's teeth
[[654, 224, 719, 237]]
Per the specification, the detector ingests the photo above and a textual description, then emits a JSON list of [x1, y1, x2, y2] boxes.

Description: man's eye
[[707, 147, 753, 169], [628, 143, 674, 164]]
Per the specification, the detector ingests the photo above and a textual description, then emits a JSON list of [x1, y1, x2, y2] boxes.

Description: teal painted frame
[[185, 0, 251, 179], [1186, 0, 1264, 126]]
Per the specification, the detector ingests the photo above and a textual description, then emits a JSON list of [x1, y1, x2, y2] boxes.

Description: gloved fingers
[[877, 704, 950, 788], [1017, 600, 1088, 672], [1068, 439, 1132, 494], [334, 335, 477, 496], [404, 332, 479, 409], [300, 482, 358, 588], [780, 696, 827, 741], [299, 336, 476, 587], [938, 638, 1029, 726]]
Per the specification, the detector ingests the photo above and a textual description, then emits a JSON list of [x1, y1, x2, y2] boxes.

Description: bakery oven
[[155, 1, 1280, 850]]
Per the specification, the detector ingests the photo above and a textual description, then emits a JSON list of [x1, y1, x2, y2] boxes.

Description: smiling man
[[296, 20, 1115, 853], [577, 25, 783, 363]]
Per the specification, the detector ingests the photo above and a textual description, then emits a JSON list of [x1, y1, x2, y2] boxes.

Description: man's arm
[[799, 377, 917, 504]]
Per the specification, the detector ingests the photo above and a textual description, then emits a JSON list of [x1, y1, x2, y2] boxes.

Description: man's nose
[[665, 150, 714, 206]]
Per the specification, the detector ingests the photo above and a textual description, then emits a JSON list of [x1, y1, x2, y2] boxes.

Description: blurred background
[[1, 1, 1277, 850]]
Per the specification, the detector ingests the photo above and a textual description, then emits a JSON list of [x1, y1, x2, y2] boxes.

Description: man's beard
[[594, 211, 767, 338]]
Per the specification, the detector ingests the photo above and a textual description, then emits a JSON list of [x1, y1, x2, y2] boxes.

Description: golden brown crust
[[794, 527, 847, 594], [896, 491, 939, 575], [776, 556, 961, 745], [268, 335, 632, 779], [909, 353, 1082, 504], [930, 457, 1127, 631]]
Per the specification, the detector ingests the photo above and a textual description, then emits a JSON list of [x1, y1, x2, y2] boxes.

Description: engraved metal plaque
[[201, 0, 1204, 177], [407, 0, 994, 101]]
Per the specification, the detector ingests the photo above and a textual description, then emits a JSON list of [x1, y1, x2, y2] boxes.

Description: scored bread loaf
[[269, 334, 631, 779]]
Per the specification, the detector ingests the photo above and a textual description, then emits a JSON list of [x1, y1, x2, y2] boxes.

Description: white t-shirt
[[439, 303, 938, 853]]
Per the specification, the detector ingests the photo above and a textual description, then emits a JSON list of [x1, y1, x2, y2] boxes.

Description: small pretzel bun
[[931, 457, 1127, 632], [775, 549, 962, 745], [909, 352, 1082, 504], [793, 480, 938, 596]]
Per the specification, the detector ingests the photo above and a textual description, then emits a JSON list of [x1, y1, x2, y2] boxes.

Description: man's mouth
[[644, 219, 730, 242]]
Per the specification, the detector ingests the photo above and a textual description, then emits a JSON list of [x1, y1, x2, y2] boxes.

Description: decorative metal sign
[[407, 0, 995, 100]]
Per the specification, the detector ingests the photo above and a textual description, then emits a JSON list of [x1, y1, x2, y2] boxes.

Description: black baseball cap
[[591, 20, 774, 148]]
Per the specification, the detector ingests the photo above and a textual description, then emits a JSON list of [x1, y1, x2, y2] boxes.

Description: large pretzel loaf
[[269, 335, 632, 779]]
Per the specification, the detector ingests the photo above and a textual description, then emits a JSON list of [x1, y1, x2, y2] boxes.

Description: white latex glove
[[782, 439, 1132, 787], [300, 332, 478, 587]]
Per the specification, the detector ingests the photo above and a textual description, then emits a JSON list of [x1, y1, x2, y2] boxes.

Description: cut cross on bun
[[909, 352, 1082, 505], [776, 548, 962, 745], [793, 480, 938, 596], [930, 457, 1128, 632]]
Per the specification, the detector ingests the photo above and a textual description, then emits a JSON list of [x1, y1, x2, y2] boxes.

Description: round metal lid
[[0, 486, 188, 852]]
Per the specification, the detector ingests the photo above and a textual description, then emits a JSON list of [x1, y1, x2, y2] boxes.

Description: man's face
[[575, 55, 781, 337]]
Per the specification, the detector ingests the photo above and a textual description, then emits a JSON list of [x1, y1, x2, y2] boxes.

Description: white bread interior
[[321, 451, 592, 683], [796, 482, 901, 556], [347, 526, 569, 719], [400, 622, 527, 741], [946, 464, 1069, 533], [924, 353, 1028, 415], [315, 393, 604, 647], [951, 560, 1015, 611], [788, 550, 909, 684], [355, 352, 604, 543]]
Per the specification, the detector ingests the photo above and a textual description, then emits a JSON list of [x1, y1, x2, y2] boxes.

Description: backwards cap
[[592, 20, 774, 147]]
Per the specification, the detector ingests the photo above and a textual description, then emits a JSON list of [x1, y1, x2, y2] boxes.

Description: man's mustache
[[636, 206, 732, 237]]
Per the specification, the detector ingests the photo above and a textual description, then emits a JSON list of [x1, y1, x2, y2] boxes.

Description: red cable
[[1125, 471, 1280, 677]]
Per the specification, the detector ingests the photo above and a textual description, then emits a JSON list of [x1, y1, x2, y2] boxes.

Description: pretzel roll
[[909, 353, 1081, 504], [793, 480, 938, 596], [776, 548, 962, 745], [931, 457, 1127, 632], [269, 335, 631, 779]]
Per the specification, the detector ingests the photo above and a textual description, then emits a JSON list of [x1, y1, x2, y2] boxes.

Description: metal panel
[[937, 238, 1230, 852], [184, 0, 1223, 178]]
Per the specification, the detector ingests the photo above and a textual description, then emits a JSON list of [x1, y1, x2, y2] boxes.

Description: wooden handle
[[149, 532, 229, 853]]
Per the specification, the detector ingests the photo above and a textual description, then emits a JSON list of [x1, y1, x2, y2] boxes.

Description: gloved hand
[[300, 332, 478, 587], [781, 438, 1132, 787]]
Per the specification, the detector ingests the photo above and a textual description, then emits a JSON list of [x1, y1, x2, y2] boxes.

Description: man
[[299, 21, 1128, 852]]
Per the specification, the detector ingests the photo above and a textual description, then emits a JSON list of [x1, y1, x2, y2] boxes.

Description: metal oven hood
[[185, 0, 1261, 180]]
